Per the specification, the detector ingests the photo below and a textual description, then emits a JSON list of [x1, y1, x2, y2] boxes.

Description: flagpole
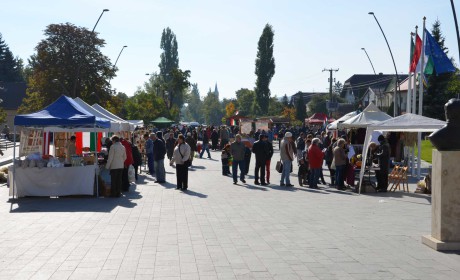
[[412, 26, 418, 114], [417, 17, 426, 179], [407, 32, 414, 114], [411, 26, 418, 177]]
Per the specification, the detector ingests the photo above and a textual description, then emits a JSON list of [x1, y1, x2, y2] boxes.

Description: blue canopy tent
[[15, 95, 110, 129], [12, 95, 111, 198]]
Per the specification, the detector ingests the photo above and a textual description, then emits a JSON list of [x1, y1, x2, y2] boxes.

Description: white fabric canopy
[[73, 98, 125, 132], [358, 113, 446, 193], [92, 103, 134, 131], [327, 111, 358, 130], [338, 103, 392, 129], [128, 120, 144, 127]]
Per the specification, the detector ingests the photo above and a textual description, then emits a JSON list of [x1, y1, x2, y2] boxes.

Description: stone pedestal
[[422, 150, 460, 251]]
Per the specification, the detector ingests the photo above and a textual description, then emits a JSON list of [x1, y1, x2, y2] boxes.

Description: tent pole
[[417, 132, 422, 179], [94, 125, 99, 198], [12, 125, 17, 201]]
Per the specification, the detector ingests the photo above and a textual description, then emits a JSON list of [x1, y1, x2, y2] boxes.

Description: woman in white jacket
[[171, 134, 191, 190], [106, 136, 127, 197]]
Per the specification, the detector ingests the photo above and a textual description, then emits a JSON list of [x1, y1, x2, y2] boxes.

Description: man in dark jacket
[[153, 132, 166, 183], [375, 135, 390, 192], [252, 134, 269, 185], [199, 130, 211, 158], [264, 135, 274, 185], [185, 132, 196, 165]]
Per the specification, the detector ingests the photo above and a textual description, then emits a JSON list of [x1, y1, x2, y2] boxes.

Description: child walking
[[221, 144, 232, 176]]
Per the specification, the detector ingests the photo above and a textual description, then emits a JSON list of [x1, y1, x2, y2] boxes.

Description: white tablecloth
[[9, 165, 97, 197]]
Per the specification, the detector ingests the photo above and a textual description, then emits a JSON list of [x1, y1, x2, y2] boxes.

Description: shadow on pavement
[[245, 185, 268, 191], [181, 189, 207, 198], [9, 193, 139, 213]]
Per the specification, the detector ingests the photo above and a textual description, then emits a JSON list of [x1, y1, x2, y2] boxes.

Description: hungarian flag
[[416, 28, 456, 75], [409, 34, 422, 73]]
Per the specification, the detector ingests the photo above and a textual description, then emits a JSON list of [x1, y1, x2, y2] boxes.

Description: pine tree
[[0, 33, 24, 82], [425, 20, 455, 120], [295, 95, 306, 121], [254, 24, 275, 116]]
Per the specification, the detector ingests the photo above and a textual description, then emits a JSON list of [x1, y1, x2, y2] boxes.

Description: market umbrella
[[151, 117, 174, 127]]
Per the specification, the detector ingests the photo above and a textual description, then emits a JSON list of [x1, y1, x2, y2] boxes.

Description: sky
[[1, 0, 458, 100]]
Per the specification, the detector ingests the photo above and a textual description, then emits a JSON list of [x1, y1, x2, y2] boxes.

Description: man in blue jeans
[[280, 132, 295, 187], [144, 133, 154, 175], [199, 129, 211, 158], [230, 134, 246, 184]]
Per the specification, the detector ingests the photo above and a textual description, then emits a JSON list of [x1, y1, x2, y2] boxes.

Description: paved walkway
[[0, 146, 459, 280]]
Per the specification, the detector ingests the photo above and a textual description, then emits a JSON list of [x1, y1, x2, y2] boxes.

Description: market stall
[[10, 95, 111, 198], [358, 113, 446, 193]]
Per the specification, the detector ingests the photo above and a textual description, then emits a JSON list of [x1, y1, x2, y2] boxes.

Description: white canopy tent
[[327, 111, 358, 130], [358, 113, 446, 193], [127, 120, 144, 128], [73, 97, 125, 132], [338, 103, 392, 129], [92, 103, 134, 131]]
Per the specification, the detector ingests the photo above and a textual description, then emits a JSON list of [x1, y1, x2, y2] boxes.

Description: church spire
[[214, 82, 219, 99]]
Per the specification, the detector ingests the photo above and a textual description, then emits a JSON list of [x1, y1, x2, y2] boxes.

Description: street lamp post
[[361, 48, 376, 75], [72, 9, 109, 98], [369, 12, 400, 116], [108, 45, 127, 85]]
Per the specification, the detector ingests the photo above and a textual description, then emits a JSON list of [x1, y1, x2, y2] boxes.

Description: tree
[[0, 33, 24, 82], [295, 95, 306, 121], [424, 20, 456, 120], [19, 23, 115, 113], [184, 83, 203, 122], [268, 95, 283, 116], [124, 89, 165, 124], [159, 27, 179, 80], [307, 95, 328, 115], [235, 88, 255, 116], [225, 101, 236, 118], [333, 81, 343, 95], [281, 94, 289, 107], [254, 24, 275, 115], [281, 107, 296, 124], [202, 90, 223, 125]]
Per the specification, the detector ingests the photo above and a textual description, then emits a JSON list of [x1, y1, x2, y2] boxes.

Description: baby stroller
[[298, 151, 309, 187]]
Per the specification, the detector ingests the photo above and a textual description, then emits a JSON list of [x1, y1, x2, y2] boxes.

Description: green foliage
[[0, 108, 6, 124], [159, 27, 179, 80], [0, 33, 24, 82], [183, 83, 203, 122], [307, 95, 328, 115], [19, 23, 114, 113], [268, 95, 283, 116], [295, 95, 306, 121], [281, 94, 289, 107], [424, 20, 456, 120], [254, 24, 275, 115], [124, 88, 166, 124], [333, 81, 343, 95], [235, 88, 255, 116], [202, 90, 223, 125]]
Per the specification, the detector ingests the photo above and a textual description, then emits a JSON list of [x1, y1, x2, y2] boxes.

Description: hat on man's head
[[285, 132, 292, 138], [187, 132, 191, 136]]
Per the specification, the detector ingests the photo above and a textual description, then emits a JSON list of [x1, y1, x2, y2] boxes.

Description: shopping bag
[[128, 165, 135, 182], [331, 158, 336, 170], [276, 160, 283, 173]]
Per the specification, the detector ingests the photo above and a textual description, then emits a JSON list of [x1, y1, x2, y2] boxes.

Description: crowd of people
[[100, 122, 391, 196]]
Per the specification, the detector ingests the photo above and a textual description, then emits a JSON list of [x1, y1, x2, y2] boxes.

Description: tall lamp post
[[369, 12, 400, 116], [108, 45, 127, 86], [361, 48, 377, 75], [72, 9, 109, 98], [450, 0, 460, 99]]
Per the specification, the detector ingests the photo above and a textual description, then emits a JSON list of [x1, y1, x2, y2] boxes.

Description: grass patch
[[415, 140, 434, 163]]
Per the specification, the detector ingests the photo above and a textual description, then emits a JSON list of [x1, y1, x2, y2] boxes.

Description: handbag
[[331, 158, 336, 170], [276, 160, 283, 173], [178, 144, 191, 167]]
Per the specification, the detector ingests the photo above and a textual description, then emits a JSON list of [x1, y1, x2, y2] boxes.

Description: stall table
[[9, 165, 97, 197]]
